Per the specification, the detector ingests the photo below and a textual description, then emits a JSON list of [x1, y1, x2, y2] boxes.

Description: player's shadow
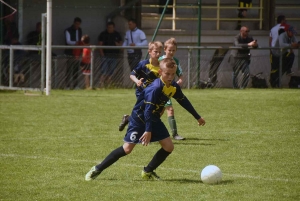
[[186, 138, 230, 141], [173, 142, 216, 146], [165, 178, 234, 185], [173, 138, 229, 146]]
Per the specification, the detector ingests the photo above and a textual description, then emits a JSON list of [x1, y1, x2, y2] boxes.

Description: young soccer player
[[158, 37, 185, 140], [85, 58, 206, 181], [118, 41, 163, 131]]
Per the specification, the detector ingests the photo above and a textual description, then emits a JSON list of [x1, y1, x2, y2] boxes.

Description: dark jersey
[[131, 78, 201, 132], [131, 59, 160, 97], [98, 30, 122, 55]]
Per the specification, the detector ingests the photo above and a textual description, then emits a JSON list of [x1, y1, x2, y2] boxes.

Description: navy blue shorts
[[124, 117, 170, 144]]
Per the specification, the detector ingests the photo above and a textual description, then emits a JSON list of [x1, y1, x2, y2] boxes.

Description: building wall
[[21, 0, 124, 54]]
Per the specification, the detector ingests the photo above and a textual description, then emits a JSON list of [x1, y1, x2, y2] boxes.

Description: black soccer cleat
[[119, 114, 129, 131]]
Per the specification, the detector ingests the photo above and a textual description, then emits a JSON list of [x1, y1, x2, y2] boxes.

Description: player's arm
[[130, 61, 144, 87], [174, 58, 184, 86], [173, 85, 205, 126], [130, 75, 143, 87]]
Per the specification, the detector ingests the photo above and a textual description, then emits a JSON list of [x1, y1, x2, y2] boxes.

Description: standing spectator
[[123, 18, 148, 71], [64, 17, 83, 89], [236, 0, 252, 30], [80, 35, 91, 89], [270, 25, 299, 88], [269, 15, 286, 49], [229, 26, 258, 89], [98, 21, 123, 88]]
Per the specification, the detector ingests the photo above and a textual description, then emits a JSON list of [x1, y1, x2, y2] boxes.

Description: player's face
[[148, 47, 162, 61], [159, 67, 176, 87], [164, 45, 177, 58]]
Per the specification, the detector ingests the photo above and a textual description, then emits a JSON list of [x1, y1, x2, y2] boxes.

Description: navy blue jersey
[[130, 78, 201, 132], [131, 59, 160, 98]]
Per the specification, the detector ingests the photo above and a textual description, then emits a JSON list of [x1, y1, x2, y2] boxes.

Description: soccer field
[[0, 89, 299, 201]]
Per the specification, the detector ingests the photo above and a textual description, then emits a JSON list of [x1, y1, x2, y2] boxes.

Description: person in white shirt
[[269, 15, 286, 48], [123, 18, 148, 71]]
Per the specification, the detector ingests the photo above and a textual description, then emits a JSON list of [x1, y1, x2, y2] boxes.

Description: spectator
[[123, 18, 148, 71], [270, 25, 299, 88], [236, 0, 252, 30], [98, 21, 123, 88], [229, 26, 258, 89], [64, 17, 83, 89], [80, 35, 91, 89], [269, 15, 286, 49]]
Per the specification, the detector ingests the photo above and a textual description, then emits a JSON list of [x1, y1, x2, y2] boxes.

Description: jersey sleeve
[[172, 84, 201, 120], [131, 60, 144, 76]]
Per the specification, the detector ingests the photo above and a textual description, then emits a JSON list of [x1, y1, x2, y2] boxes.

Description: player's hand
[[177, 78, 183, 86], [198, 117, 205, 126], [136, 78, 144, 87], [139, 131, 151, 146]]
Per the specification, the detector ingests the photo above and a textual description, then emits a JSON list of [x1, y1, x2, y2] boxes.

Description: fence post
[[279, 48, 283, 88], [9, 47, 13, 88], [90, 48, 95, 88], [187, 48, 191, 89], [0, 49, 2, 85], [41, 13, 46, 93]]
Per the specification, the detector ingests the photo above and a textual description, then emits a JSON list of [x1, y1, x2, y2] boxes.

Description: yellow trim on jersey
[[146, 58, 160, 77], [160, 78, 177, 97]]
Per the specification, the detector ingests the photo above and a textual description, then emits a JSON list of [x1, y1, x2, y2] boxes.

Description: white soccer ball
[[200, 165, 222, 184]]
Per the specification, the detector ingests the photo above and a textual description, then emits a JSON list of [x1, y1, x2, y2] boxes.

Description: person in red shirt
[[80, 35, 91, 89]]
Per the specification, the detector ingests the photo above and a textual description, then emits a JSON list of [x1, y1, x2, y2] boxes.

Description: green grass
[[0, 89, 299, 201]]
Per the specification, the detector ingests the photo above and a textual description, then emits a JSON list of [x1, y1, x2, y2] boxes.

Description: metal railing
[[142, 0, 264, 30], [0, 45, 298, 92]]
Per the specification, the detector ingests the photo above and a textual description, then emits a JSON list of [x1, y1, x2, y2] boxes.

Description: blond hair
[[148, 41, 163, 51], [164, 38, 177, 50], [159, 58, 177, 70]]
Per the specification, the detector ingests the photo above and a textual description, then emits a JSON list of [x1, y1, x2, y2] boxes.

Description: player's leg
[[85, 143, 135, 181], [142, 122, 173, 180], [165, 100, 185, 140]]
